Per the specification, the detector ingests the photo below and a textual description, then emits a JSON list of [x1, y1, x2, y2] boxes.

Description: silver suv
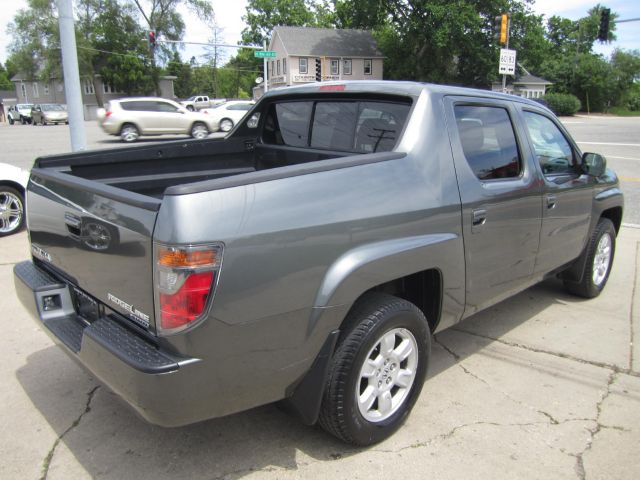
[[97, 97, 217, 142]]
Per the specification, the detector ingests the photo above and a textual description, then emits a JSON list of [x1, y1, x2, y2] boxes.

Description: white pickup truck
[[179, 95, 225, 111]]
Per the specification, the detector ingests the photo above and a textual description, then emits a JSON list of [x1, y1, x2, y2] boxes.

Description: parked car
[[7, 104, 34, 124], [0, 163, 29, 236], [201, 100, 255, 132], [96, 97, 217, 142], [31, 104, 69, 125], [14, 81, 623, 446], [179, 95, 226, 111]]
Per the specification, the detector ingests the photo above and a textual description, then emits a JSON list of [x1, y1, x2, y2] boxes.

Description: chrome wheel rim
[[192, 124, 208, 139], [220, 119, 233, 132], [356, 327, 419, 423], [121, 126, 139, 142], [83, 222, 112, 250], [0, 191, 23, 234], [592, 233, 612, 286]]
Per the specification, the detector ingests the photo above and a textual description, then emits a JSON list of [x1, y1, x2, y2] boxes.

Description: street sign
[[255, 50, 276, 58], [499, 48, 517, 75]]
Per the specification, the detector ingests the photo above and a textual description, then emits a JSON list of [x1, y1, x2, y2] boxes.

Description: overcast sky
[[1, 0, 639, 67]]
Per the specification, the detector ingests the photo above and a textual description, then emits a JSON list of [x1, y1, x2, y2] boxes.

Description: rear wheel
[[190, 122, 209, 139], [8, 117, 13, 125], [186, 105, 195, 112], [0, 187, 25, 236], [219, 118, 234, 132], [564, 218, 616, 298], [120, 123, 139, 142], [318, 292, 430, 445]]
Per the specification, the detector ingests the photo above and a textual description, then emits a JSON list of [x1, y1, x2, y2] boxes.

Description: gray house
[[10, 73, 177, 120], [492, 70, 553, 99], [255, 26, 385, 97]]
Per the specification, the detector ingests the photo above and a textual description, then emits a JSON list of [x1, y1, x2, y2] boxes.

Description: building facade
[[255, 26, 384, 97]]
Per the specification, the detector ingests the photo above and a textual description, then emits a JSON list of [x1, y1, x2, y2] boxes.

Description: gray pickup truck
[[14, 81, 623, 446]]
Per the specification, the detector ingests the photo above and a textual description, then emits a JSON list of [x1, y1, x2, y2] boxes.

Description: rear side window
[[263, 99, 410, 153], [227, 103, 252, 111], [454, 105, 521, 180]]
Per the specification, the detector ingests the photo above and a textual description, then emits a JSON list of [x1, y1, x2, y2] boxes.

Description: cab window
[[523, 111, 577, 175], [454, 105, 521, 180]]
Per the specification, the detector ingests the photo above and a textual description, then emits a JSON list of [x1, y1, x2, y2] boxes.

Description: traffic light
[[494, 14, 509, 45], [315, 58, 322, 82], [148, 31, 157, 49], [598, 8, 611, 42]]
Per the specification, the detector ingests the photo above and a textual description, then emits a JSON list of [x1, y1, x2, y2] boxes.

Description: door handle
[[472, 208, 487, 233], [546, 194, 557, 209]]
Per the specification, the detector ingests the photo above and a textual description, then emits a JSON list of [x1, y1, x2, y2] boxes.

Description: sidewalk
[[1, 227, 638, 479]]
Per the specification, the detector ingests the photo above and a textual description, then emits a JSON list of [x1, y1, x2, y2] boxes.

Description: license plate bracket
[[71, 287, 101, 323]]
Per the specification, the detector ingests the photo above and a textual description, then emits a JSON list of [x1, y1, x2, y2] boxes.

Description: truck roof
[[262, 80, 548, 110]]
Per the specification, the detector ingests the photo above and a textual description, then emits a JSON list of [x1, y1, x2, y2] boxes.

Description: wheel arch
[[0, 180, 26, 197], [119, 122, 140, 135]]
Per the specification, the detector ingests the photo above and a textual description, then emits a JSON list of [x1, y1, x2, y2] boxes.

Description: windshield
[[43, 104, 65, 111], [186, 96, 197, 101], [17, 104, 33, 110]]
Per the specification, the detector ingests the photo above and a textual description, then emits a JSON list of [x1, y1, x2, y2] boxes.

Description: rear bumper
[[14, 260, 201, 426]]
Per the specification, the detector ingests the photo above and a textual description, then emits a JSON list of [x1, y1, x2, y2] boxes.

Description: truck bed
[[33, 136, 351, 199]]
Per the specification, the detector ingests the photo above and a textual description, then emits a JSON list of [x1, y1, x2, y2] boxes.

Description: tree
[[0, 63, 13, 90]]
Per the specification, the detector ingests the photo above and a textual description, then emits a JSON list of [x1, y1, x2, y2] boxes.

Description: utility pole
[[57, 0, 86, 151], [263, 40, 269, 93]]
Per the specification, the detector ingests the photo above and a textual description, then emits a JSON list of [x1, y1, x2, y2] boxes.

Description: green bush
[[542, 93, 582, 116], [627, 93, 640, 112]]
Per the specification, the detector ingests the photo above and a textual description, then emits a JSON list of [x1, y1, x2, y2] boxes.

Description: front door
[[519, 110, 594, 274], [445, 97, 543, 316]]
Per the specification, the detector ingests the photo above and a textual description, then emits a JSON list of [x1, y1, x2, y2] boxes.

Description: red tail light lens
[[105, 110, 112, 117], [154, 244, 223, 335]]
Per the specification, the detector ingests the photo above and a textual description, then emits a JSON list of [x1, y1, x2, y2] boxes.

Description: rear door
[[27, 169, 160, 331], [445, 96, 543, 316]]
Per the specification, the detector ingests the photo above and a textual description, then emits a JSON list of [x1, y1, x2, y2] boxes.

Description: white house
[[255, 26, 385, 97]]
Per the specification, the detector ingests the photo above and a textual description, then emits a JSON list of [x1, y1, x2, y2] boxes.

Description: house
[[491, 68, 553, 99], [10, 73, 177, 120], [255, 26, 385, 97]]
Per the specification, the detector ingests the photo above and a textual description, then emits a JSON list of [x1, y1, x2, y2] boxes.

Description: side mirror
[[582, 152, 606, 177]]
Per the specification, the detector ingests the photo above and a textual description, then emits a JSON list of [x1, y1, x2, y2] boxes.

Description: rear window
[[263, 99, 411, 153]]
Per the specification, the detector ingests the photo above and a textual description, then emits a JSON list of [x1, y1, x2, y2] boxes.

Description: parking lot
[[1, 117, 639, 479]]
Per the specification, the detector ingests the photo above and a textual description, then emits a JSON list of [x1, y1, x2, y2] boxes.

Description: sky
[[1, 0, 639, 68]]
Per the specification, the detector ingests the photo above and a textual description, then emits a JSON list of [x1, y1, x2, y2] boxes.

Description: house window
[[330, 59, 339, 75], [83, 79, 95, 95], [271, 60, 274, 77], [277, 60, 281, 75], [32, 83, 39, 98], [20, 84, 27, 99], [364, 59, 372, 75], [299, 58, 307, 74], [43, 83, 49, 95], [283, 58, 287, 74], [103, 83, 119, 94], [343, 59, 352, 75]]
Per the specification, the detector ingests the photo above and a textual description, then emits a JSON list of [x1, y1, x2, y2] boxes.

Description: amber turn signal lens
[[158, 248, 217, 268]]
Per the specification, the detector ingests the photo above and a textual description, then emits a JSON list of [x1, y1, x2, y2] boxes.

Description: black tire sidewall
[[584, 219, 616, 296], [338, 302, 430, 445]]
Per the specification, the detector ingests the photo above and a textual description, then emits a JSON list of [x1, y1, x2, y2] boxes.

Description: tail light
[[154, 243, 223, 335], [105, 110, 112, 117]]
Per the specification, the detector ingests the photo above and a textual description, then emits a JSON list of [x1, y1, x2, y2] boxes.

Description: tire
[[564, 218, 616, 298], [219, 118, 234, 132], [186, 105, 195, 111], [190, 121, 209, 139], [120, 123, 139, 142], [318, 292, 431, 445], [0, 186, 25, 237], [8, 117, 13, 125]]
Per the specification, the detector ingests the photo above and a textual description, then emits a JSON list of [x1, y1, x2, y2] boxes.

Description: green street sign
[[255, 50, 277, 58]]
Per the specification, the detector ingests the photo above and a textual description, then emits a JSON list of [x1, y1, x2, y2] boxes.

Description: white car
[[201, 101, 255, 132], [96, 97, 218, 142], [0, 163, 29, 236]]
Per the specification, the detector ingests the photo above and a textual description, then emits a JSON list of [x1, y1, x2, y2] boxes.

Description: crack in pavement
[[39, 386, 100, 480], [572, 371, 617, 480], [450, 328, 640, 378], [434, 335, 562, 425]]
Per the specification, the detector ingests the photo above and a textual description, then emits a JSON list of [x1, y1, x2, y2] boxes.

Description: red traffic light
[[148, 31, 156, 46]]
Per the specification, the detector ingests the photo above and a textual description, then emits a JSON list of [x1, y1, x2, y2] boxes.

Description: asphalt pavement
[[0, 116, 639, 479]]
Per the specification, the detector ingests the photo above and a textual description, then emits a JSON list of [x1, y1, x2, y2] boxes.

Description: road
[[0, 114, 637, 223], [0, 115, 638, 479]]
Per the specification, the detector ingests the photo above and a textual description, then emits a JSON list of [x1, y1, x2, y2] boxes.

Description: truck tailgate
[[27, 168, 160, 331]]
